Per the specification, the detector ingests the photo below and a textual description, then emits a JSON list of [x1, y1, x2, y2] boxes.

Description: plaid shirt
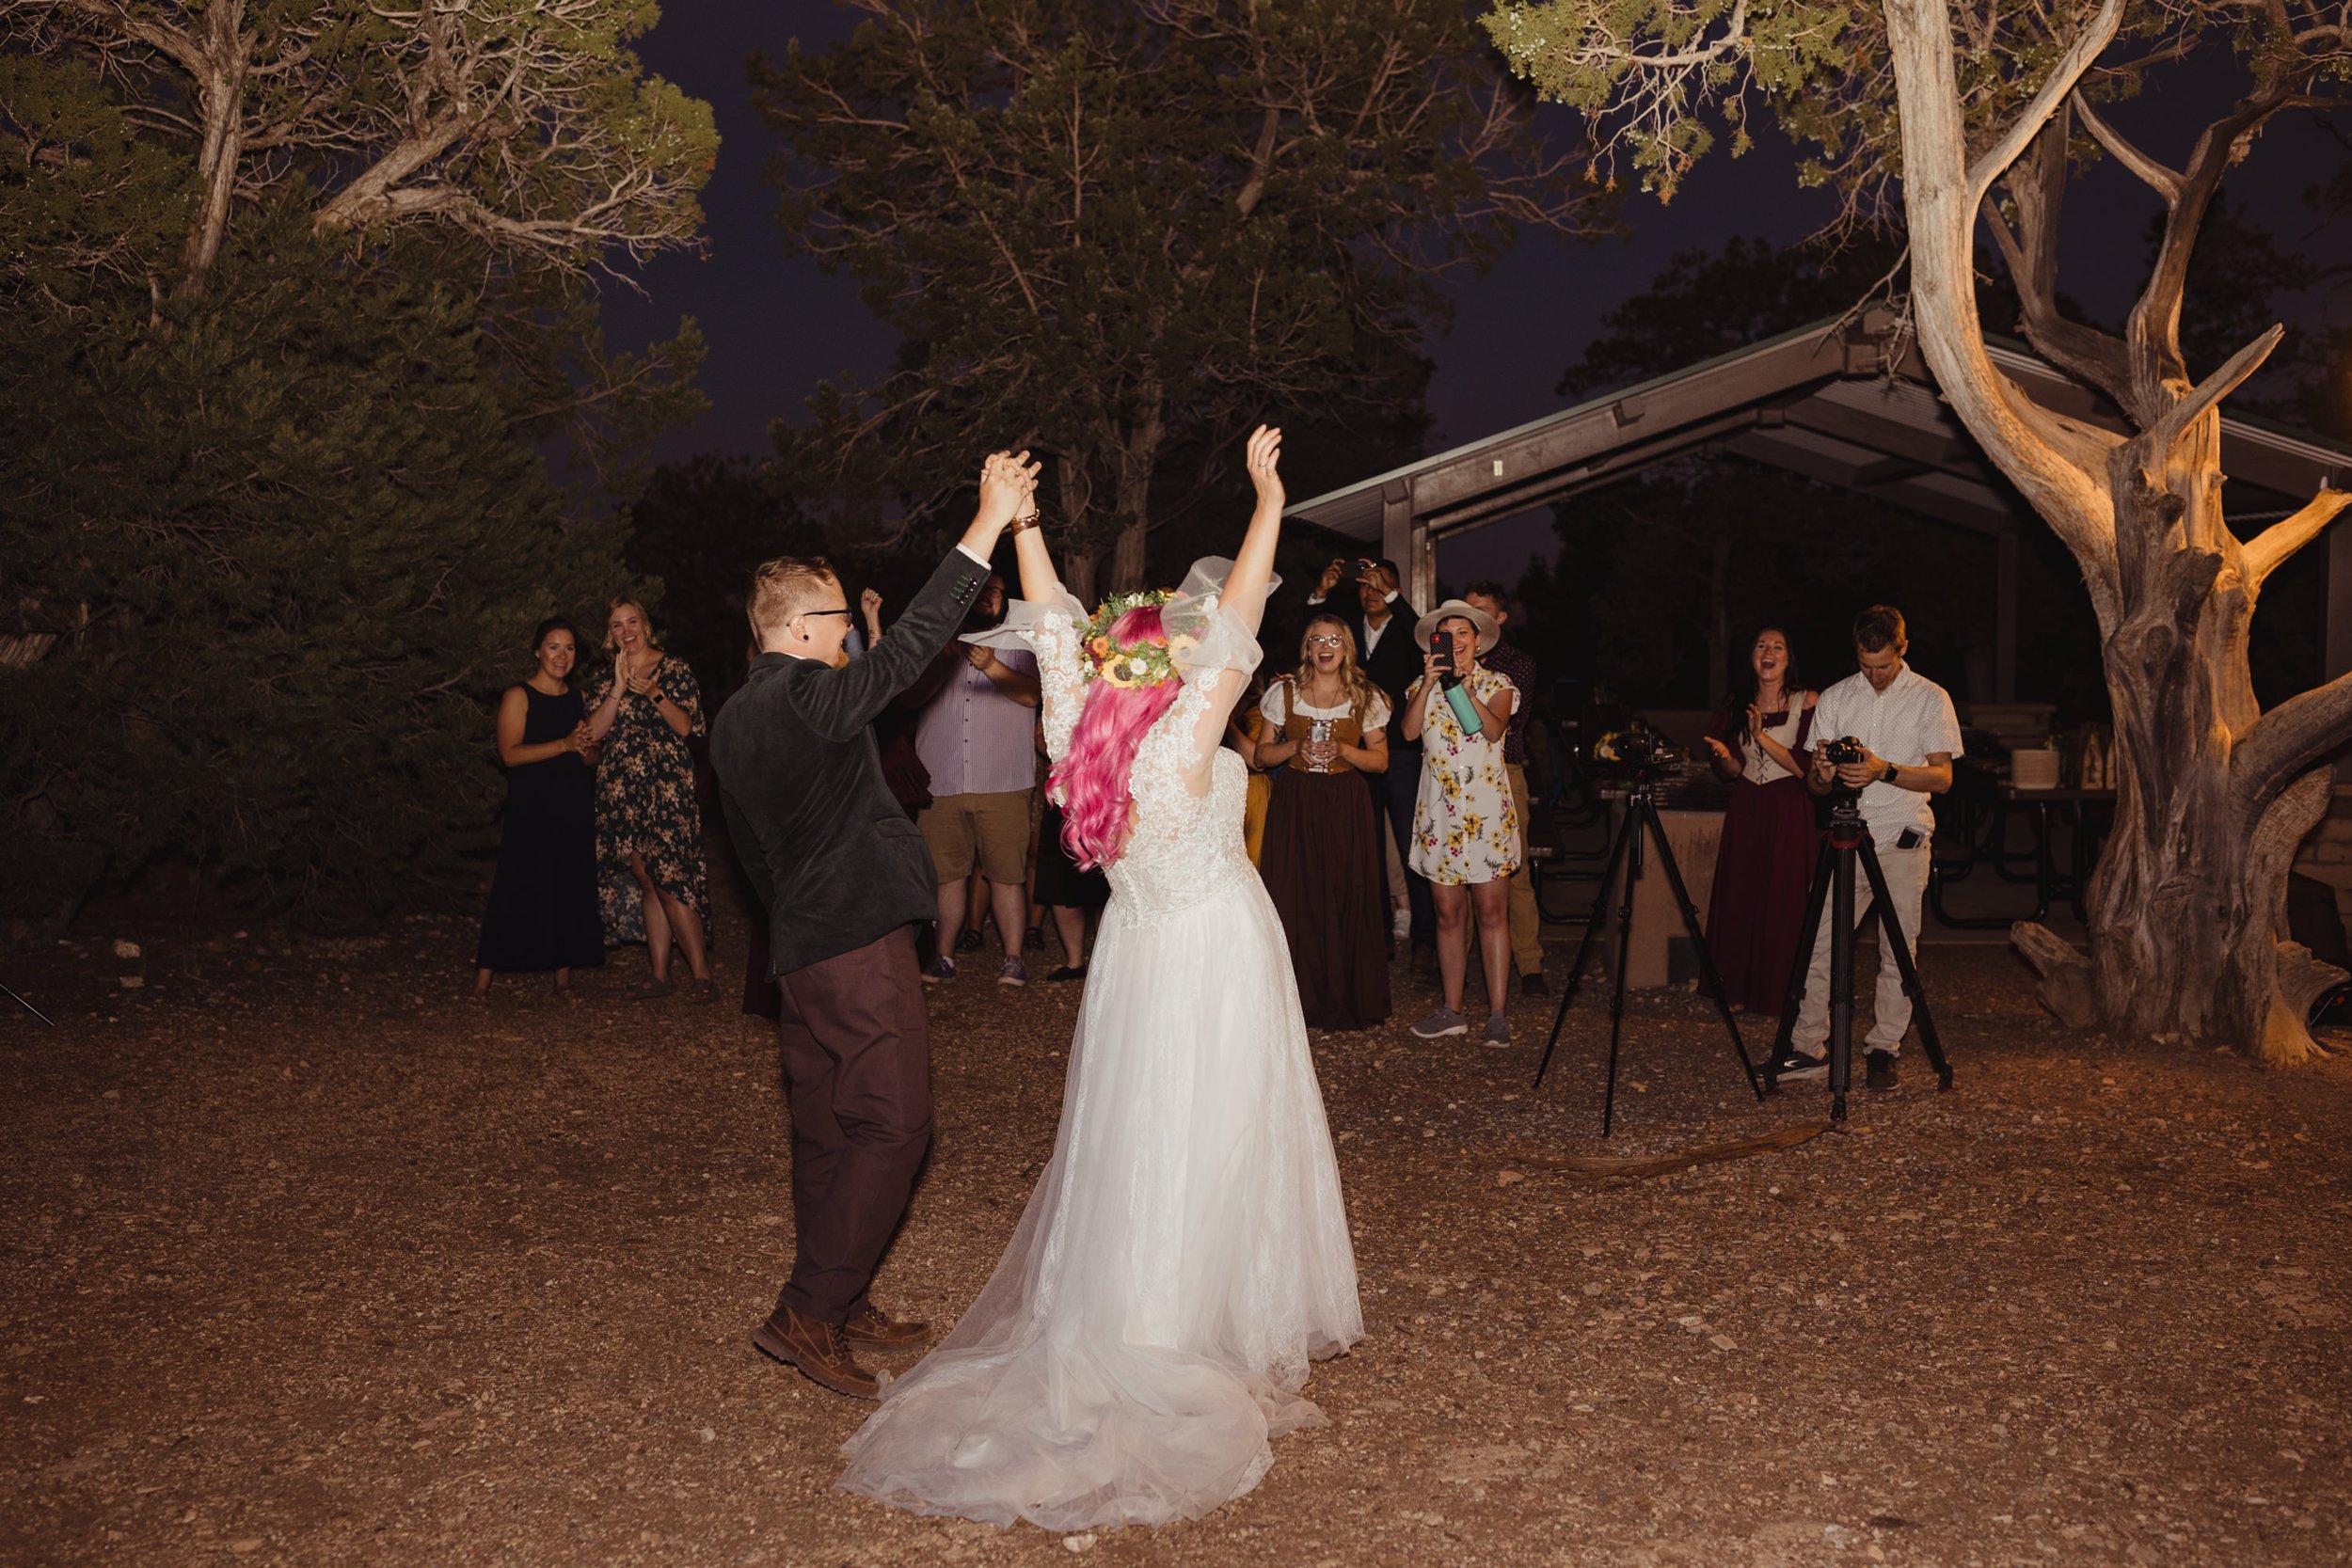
[[1481, 638, 1538, 768]]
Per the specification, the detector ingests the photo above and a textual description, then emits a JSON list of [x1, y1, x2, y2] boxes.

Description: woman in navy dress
[[474, 618, 605, 1001]]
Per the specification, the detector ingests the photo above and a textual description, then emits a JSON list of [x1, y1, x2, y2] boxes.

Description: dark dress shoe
[[752, 1306, 880, 1400], [842, 1303, 931, 1350], [1865, 1050, 1899, 1089], [1518, 972, 1550, 999]]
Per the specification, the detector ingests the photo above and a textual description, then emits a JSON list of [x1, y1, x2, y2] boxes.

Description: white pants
[[1792, 844, 1929, 1054]]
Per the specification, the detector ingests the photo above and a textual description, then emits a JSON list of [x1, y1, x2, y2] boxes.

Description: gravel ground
[[4, 896, 2348, 1568]]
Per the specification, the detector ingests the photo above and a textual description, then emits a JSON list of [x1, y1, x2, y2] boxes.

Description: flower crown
[[1080, 589, 1188, 689]]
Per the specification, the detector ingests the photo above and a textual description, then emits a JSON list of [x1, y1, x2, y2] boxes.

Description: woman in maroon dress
[[1255, 614, 1392, 1031], [1702, 627, 1819, 1014]]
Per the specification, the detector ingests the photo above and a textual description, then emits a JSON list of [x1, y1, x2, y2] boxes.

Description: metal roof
[[1284, 311, 2350, 544]]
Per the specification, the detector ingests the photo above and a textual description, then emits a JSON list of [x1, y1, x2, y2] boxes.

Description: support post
[[1995, 528, 2019, 703], [2329, 522, 2352, 783], [1382, 479, 1429, 609]]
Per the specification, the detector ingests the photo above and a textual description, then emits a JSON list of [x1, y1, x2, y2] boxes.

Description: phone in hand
[[1429, 629, 1455, 681]]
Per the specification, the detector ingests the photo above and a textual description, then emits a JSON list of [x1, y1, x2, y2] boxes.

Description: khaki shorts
[[919, 790, 1034, 884]]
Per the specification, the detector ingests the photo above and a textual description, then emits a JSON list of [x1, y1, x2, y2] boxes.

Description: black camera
[[1821, 735, 1867, 767], [1593, 724, 1677, 780]]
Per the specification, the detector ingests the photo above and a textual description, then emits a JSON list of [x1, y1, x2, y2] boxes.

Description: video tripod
[[1762, 798, 1954, 1121], [1533, 775, 1764, 1136], [3, 980, 56, 1026]]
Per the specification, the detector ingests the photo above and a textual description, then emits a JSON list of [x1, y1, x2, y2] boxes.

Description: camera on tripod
[[1591, 723, 1679, 784], [1820, 735, 1867, 768]]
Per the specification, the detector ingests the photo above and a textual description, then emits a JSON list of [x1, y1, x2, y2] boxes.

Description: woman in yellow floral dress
[[1401, 599, 1519, 1046], [586, 595, 715, 1001]]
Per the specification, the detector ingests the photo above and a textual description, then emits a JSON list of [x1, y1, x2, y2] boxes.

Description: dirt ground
[[5, 891, 2349, 1568]]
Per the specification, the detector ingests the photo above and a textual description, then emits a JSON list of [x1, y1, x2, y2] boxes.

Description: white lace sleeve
[[1156, 556, 1280, 777], [970, 585, 1089, 763], [1162, 557, 1279, 685]]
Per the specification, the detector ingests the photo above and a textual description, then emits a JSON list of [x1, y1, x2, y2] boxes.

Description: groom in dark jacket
[[710, 450, 1039, 1399]]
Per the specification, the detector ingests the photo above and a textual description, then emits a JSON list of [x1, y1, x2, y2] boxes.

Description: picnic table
[[1929, 757, 2113, 927]]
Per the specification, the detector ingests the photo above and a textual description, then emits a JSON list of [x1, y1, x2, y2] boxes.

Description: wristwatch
[[1880, 761, 1899, 784]]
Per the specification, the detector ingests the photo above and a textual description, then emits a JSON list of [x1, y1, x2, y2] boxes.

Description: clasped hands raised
[[975, 426, 1279, 532], [977, 449, 1043, 527]]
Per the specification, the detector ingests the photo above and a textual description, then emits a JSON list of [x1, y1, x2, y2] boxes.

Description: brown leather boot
[[752, 1305, 879, 1400], [842, 1303, 931, 1351]]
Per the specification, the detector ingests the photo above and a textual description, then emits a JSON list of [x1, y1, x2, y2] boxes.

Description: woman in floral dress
[[586, 594, 715, 1001], [1401, 599, 1520, 1045]]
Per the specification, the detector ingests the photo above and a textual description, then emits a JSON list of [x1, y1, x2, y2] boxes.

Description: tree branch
[[2128, 87, 2305, 410], [2153, 324, 2283, 452], [2069, 89, 2182, 201], [1964, 0, 2125, 209], [1884, 0, 2119, 599], [2234, 671, 2352, 835], [2243, 488, 2352, 592]]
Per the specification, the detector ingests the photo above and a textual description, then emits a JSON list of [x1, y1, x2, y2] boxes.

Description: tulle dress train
[[835, 565, 1362, 1530]]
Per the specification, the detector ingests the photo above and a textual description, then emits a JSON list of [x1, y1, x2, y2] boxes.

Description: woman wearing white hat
[[1400, 598, 1521, 1045]]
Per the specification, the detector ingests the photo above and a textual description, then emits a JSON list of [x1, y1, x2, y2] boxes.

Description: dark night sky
[[597, 1, 2343, 585]]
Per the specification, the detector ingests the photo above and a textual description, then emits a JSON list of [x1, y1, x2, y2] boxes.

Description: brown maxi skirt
[[1258, 768, 1392, 1031]]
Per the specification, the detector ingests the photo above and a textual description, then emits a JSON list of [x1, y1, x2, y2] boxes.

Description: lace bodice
[[1021, 601, 1257, 924]]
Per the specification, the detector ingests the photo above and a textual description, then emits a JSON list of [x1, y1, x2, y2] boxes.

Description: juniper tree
[[0, 16, 711, 926], [1483, 0, 2352, 1060]]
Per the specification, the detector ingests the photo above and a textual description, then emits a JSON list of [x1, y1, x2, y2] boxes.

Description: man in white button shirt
[[1780, 605, 1962, 1090]]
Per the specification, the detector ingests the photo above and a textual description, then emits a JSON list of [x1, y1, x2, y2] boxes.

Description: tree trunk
[[2088, 420, 2336, 1063], [1055, 454, 1099, 605], [176, 0, 250, 298], [1103, 388, 1164, 594], [1065, 548, 1099, 607], [1883, 0, 2347, 1063]]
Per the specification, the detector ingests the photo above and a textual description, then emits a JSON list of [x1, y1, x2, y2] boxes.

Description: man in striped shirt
[[1780, 605, 1962, 1091]]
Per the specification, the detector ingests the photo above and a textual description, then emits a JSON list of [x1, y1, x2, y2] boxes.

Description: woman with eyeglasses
[[1252, 613, 1392, 1030]]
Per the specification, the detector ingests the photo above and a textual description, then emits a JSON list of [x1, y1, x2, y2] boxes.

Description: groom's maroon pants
[[771, 925, 932, 1325]]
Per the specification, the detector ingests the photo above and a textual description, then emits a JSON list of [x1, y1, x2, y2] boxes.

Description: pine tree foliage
[[755, 0, 1615, 596], [0, 29, 710, 926]]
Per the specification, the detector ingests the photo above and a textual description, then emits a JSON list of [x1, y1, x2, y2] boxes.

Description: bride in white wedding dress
[[835, 427, 1362, 1530]]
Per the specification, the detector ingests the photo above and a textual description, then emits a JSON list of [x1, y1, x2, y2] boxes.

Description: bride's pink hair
[[1052, 603, 1184, 869]]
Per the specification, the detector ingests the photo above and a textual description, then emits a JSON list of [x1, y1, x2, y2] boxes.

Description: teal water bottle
[[1430, 627, 1484, 733]]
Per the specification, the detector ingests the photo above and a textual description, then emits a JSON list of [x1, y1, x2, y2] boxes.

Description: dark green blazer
[[710, 548, 992, 977]]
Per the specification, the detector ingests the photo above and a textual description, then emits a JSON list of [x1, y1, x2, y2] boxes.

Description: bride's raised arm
[[968, 460, 1090, 761], [1218, 425, 1284, 638], [1009, 469, 1058, 602]]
